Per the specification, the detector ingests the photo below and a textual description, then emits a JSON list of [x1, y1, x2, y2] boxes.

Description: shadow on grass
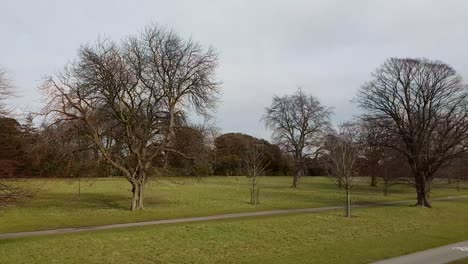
[[21, 192, 170, 211]]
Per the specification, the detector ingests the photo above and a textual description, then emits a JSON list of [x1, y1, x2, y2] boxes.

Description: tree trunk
[[415, 176, 431, 208], [256, 187, 260, 204], [78, 178, 81, 199], [345, 185, 351, 217], [292, 173, 300, 188], [416, 189, 431, 208], [383, 168, 389, 196], [130, 181, 145, 211], [292, 158, 304, 188], [370, 174, 377, 187], [384, 180, 389, 196], [138, 182, 144, 210], [250, 177, 260, 205]]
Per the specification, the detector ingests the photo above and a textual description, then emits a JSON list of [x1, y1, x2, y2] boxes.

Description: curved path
[[0, 195, 466, 240]]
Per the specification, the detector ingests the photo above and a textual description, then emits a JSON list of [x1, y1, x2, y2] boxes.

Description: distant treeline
[[0, 117, 327, 178]]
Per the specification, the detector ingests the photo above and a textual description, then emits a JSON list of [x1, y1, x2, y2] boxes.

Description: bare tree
[[242, 143, 269, 205], [0, 69, 36, 206], [0, 68, 14, 117], [264, 88, 331, 187], [322, 123, 364, 217], [357, 58, 468, 207], [42, 24, 220, 210], [359, 120, 387, 187]]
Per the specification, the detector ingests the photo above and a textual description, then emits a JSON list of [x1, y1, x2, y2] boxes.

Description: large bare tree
[[264, 88, 331, 187], [357, 58, 468, 207], [322, 122, 364, 217], [42, 25, 220, 210]]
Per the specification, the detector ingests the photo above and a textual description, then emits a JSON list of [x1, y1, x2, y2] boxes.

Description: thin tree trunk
[[256, 187, 260, 204], [78, 178, 81, 199], [345, 185, 351, 217], [383, 168, 389, 196], [370, 174, 377, 187], [253, 180, 257, 204], [384, 180, 389, 196], [458, 159, 462, 192], [250, 177, 259, 204]]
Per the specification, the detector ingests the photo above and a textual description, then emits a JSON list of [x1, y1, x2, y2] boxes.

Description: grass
[[1, 176, 467, 233], [450, 258, 468, 264], [0, 199, 467, 263]]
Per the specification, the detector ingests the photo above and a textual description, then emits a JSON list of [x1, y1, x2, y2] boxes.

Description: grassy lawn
[[451, 258, 468, 264], [1, 176, 467, 233], [0, 199, 467, 263]]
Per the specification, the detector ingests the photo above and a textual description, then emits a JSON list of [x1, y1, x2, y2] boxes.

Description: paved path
[[0, 195, 466, 240], [371, 240, 468, 264]]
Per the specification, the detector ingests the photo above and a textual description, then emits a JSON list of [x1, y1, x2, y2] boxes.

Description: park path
[[0, 195, 466, 240], [371, 240, 468, 264]]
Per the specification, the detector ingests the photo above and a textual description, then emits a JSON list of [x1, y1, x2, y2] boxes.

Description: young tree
[[322, 123, 364, 217], [357, 58, 468, 207], [242, 143, 269, 205], [42, 24, 220, 210], [264, 88, 332, 187]]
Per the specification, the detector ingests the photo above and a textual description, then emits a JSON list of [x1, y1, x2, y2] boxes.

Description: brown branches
[[42, 24, 220, 210], [322, 123, 364, 217], [264, 88, 332, 187], [242, 143, 270, 204], [357, 58, 468, 207]]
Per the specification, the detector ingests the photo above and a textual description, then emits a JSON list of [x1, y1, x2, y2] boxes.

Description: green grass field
[[1, 176, 466, 233], [1, 199, 467, 263], [0, 176, 467, 263], [451, 258, 468, 264]]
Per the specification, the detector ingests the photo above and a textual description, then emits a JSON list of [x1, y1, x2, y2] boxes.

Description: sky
[[2, 0, 468, 140]]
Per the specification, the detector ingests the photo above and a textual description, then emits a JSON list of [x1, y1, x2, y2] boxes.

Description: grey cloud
[[1, 0, 468, 140]]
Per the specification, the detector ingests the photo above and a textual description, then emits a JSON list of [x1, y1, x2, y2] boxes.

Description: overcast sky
[[2, 0, 468, 140]]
